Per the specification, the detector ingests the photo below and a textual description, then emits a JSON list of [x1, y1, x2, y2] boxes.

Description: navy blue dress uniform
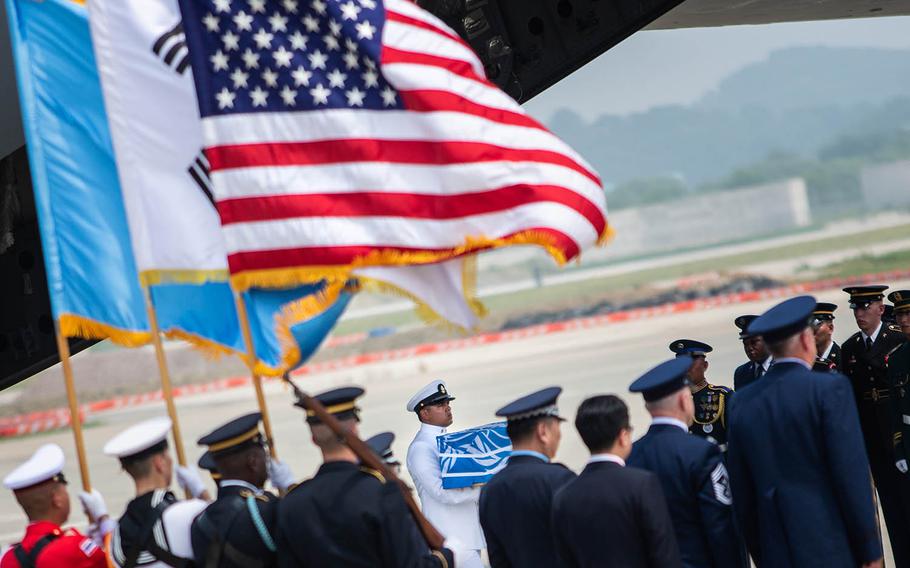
[[190, 413, 280, 568], [840, 285, 910, 565], [669, 340, 732, 450], [479, 387, 576, 568], [628, 357, 748, 568], [811, 302, 841, 372], [727, 296, 882, 567], [732, 315, 768, 390], [276, 387, 454, 567]]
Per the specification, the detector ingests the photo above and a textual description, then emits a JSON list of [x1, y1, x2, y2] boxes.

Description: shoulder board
[[889, 324, 902, 333], [708, 384, 731, 394], [359, 466, 386, 484]]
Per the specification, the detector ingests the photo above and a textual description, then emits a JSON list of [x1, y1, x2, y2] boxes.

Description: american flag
[[177, 0, 609, 287]]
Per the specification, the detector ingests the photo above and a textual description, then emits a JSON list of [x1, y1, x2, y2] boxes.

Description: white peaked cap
[[3, 444, 65, 490], [103, 416, 172, 459], [406, 380, 454, 413]]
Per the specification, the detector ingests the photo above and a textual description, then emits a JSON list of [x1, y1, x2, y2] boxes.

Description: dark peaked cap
[[297, 386, 364, 424], [495, 386, 565, 422], [735, 315, 759, 339], [197, 412, 263, 455]]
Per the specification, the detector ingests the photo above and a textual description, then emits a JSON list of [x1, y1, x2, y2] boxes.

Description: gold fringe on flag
[[58, 313, 152, 347]]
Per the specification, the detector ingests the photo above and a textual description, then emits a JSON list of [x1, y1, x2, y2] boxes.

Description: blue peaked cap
[[629, 356, 693, 402], [747, 295, 816, 343]]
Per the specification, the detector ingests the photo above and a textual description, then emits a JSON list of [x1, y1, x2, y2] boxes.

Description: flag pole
[[141, 286, 191, 498], [233, 292, 278, 459], [53, 322, 91, 493]]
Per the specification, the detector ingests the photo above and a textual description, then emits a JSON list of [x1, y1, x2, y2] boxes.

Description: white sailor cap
[[3, 444, 67, 491], [406, 380, 455, 413], [103, 416, 172, 461]]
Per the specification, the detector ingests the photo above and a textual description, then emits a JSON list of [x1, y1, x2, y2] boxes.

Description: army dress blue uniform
[[479, 387, 576, 568], [190, 413, 280, 568], [276, 386, 454, 567], [727, 296, 882, 567], [841, 286, 910, 565], [811, 302, 841, 373]]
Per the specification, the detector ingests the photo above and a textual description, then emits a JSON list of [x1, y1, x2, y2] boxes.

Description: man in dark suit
[[841, 285, 909, 565], [727, 295, 883, 568], [275, 387, 455, 567], [811, 302, 841, 372], [629, 357, 747, 568], [480, 387, 575, 568], [552, 395, 680, 568], [732, 315, 771, 390]]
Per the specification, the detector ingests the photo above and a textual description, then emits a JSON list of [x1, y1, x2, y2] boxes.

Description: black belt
[[863, 388, 890, 401]]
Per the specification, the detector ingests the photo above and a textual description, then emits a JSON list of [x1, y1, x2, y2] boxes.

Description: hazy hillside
[[547, 46, 910, 186]]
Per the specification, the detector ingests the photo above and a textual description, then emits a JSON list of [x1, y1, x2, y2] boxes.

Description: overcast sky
[[524, 16, 910, 123]]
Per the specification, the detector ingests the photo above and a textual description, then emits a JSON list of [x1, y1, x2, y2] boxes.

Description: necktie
[[866, 337, 874, 352], [754, 363, 764, 379]]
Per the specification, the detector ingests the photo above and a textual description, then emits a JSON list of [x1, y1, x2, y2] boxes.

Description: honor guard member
[[728, 296, 883, 568], [479, 387, 575, 568], [198, 452, 222, 488], [552, 395, 681, 568], [669, 340, 731, 451], [732, 315, 772, 390], [888, 292, 910, 478], [366, 432, 402, 474], [841, 285, 910, 566], [629, 358, 747, 568], [812, 302, 841, 372], [276, 387, 456, 567], [103, 417, 209, 568], [406, 380, 485, 568], [1, 444, 109, 568], [190, 413, 295, 568]]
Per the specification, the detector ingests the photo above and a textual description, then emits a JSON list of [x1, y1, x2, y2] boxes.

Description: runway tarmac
[[1, 283, 903, 561]]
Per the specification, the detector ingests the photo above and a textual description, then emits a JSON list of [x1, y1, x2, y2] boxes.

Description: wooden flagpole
[[53, 322, 91, 493], [141, 287, 190, 485], [233, 292, 278, 459]]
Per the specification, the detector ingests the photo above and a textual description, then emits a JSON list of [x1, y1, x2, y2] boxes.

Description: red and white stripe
[[203, 0, 608, 278]]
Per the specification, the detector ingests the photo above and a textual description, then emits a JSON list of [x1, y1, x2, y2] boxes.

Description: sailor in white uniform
[[406, 380, 485, 568], [103, 417, 209, 567]]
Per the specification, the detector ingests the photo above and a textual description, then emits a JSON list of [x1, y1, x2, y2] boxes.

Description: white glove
[[897, 459, 908, 474], [268, 459, 295, 492], [87, 517, 117, 544], [176, 465, 208, 498], [78, 489, 108, 521]]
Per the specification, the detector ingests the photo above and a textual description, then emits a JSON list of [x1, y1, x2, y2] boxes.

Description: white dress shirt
[[406, 423, 485, 551], [862, 321, 883, 345], [588, 453, 626, 466]]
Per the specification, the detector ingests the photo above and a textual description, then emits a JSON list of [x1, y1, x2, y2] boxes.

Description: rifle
[[280, 374, 446, 551]]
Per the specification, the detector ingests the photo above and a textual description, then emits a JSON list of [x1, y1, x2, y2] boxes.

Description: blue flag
[[9, 0, 352, 373], [5, 0, 150, 345]]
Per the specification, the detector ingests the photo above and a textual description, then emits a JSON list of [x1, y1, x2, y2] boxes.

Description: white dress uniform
[[406, 381, 485, 568]]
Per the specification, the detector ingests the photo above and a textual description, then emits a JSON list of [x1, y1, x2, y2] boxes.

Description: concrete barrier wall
[[588, 178, 812, 260], [861, 160, 910, 210]]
